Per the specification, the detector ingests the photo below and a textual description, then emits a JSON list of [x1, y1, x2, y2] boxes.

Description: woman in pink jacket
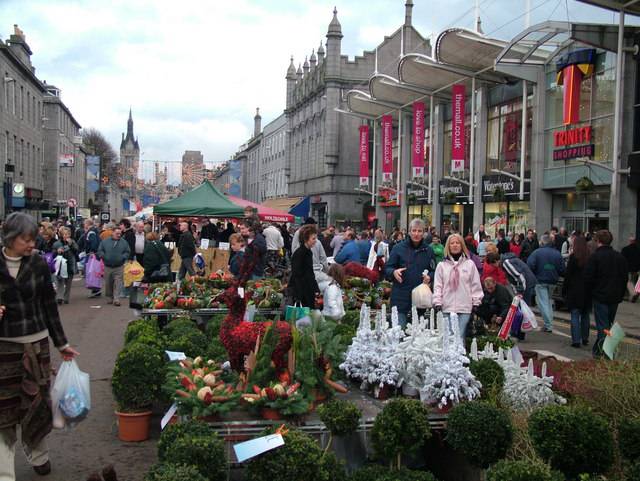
[[433, 233, 484, 344]]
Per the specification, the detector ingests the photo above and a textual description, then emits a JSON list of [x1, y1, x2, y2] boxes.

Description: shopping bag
[[519, 299, 538, 332], [51, 359, 91, 429], [124, 260, 144, 287], [498, 296, 521, 340], [285, 302, 310, 322], [42, 251, 57, 274], [635, 277, 640, 295], [411, 283, 433, 309], [84, 255, 104, 290]]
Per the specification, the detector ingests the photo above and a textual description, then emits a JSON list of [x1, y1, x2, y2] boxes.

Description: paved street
[[10, 278, 639, 481], [14, 278, 157, 481]]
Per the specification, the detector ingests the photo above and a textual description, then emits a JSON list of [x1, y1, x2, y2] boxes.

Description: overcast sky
[[0, 0, 631, 183]]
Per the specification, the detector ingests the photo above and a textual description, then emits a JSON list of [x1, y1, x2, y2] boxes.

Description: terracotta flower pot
[[374, 384, 391, 400], [260, 407, 283, 420], [116, 410, 153, 442], [432, 404, 452, 415]]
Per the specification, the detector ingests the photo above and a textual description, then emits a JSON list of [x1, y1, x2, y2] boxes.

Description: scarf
[[447, 252, 465, 291]]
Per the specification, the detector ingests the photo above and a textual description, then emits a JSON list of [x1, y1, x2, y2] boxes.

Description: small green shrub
[[246, 428, 333, 481], [348, 466, 438, 481], [144, 463, 208, 481], [470, 359, 505, 401], [487, 459, 565, 481], [446, 401, 513, 468], [165, 329, 209, 359], [164, 318, 199, 338], [158, 419, 217, 461], [618, 417, 640, 461], [318, 399, 361, 436], [476, 335, 515, 351], [206, 338, 228, 363], [205, 314, 225, 340], [625, 460, 640, 481], [321, 451, 348, 481], [161, 432, 226, 481], [348, 464, 389, 481], [125, 318, 160, 344], [342, 310, 360, 327], [371, 398, 431, 467], [112, 341, 164, 411], [528, 405, 614, 479], [334, 323, 357, 345]]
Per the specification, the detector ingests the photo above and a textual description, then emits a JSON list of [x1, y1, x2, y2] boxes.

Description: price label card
[[200, 239, 210, 249], [165, 350, 187, 361], [218, 242, 230, 251], [160, 403, 177, 430], [238, 287, 245, 299], [234, 434, 284, 462]]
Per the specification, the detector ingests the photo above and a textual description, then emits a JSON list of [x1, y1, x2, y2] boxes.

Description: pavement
[[10, 279, 639, 481]]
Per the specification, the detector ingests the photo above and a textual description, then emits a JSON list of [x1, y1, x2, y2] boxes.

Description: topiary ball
[[165, 329, 209, 359], [446, 401, 513, 469], [469, 359, 505, 400], [371, 398, 431, 463], [487, 459, 565, 481], [144, 463, 208, 481], [528, 405, 613, 479], [158, 419, 217, 461], [164, 318, 199, 338], [125, 318, 160, 344], [321, 451, 348, 481], [112, 341, 164, 411], [161, 432, 226, 481], [246, 428, 329, 481], [618, 417, 640, 461], [318, 399, 362, 437]]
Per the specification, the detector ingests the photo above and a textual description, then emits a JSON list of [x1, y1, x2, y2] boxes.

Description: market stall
[[153, 181, 245, 218]]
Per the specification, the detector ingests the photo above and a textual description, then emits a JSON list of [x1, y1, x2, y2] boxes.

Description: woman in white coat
[[432, 233, 484, 343], [366, 229, 390, 273]]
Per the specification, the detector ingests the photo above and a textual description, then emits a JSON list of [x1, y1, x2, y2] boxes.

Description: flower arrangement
[[575, 176, 595, 193], [241, 382, 310, 417]]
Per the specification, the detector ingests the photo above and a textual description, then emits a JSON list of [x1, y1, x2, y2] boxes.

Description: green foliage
[[475, 335, 515, 351], [246, 428, 336, 481], [125, 318, 160, 344], [157, 419, 218, 460], [164, 318, 199, 338], [342, 310, 360, 328], [160, 430, 226, 481], [618, 417, 640, 461], [205, 314, 225, 340], [528, 405, 614, 479], [371, 398, 432, 465], [250, 325, 278, 387], [349, 466, 438, 481], [206, 338, 228, 363], [334, 323, 357, 345], [470, 359, 505, 401], [487, 460, 565, 481], [318, 399, 361, 436], [165, 329, 209, 359], [112, 341, 164, 411], [144, 463, 208, 481], [321, 451, 348, 481], [625, 461, 640, 481], [446, 401, 513, 469]]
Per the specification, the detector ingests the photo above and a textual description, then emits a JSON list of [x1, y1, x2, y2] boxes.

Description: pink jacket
[[432, 256, 484, 314]]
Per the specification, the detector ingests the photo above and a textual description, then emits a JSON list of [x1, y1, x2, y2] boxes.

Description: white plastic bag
[[411, 283, 433, 309], [51, 359, 90, 429], [519, 299, 538, 332]]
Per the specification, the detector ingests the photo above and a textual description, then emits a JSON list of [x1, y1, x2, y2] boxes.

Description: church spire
[[121, 107, 139, 151]]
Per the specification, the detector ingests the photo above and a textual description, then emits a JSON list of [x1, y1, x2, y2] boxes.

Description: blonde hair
[[59, 226, 71, 237], [229, 233, 245, 246], [485, 242, 498, 255], [443, 233, 470, 258], [146, 232, 159, 241]]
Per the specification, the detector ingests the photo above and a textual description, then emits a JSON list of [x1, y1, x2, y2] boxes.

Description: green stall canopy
[[153, 181, 245, 218]]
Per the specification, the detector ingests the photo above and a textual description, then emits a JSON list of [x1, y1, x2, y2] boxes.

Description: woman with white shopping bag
[[0, 213, 79, 480], [432, 234, 484, 344]]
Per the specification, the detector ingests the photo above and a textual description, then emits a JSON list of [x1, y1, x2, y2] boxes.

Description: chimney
[[8, 24, 33, 68], [253, 108, 262, 137], [405, 0, 414, 26]]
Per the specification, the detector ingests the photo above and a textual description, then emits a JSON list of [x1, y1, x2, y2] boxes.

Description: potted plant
[[371, 398, 432, 470], [528, 405, 614, 480], [469, 358, 505, 402], [443, 191, 457, 204], [111, 341, 165, 441], [407, 193, 418, 204], [446, 402, 513, 470], [492, 186, 506, 202], [317, 399, 362, 452], [575, 176, 594, 194]]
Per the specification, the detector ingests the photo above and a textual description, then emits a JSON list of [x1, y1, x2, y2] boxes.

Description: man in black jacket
[[496, 229, 510, 255], [120, 219, 136, 259], [177, 221, 196, 279], [621, 236, 640, 303], [200, 219, 218, 245], [584, 230, 628, 358], [476, 277, 512, 327], [520, 229, 539, 261]]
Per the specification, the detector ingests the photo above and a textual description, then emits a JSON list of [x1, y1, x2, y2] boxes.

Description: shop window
[[508, 201, 532, 235], [585, 192, 609, 211], [484, 202, 508, 238]]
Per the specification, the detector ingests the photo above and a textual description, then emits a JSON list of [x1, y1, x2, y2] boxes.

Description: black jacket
[[584, 245, 628, 304], [122, 228, 136, 260], [520, 237, 539, 261], [496, 238, 510, 255], [201, 223, 218, 241], [481, 283, 512, 319], [143, 240, 172, 280], [289, 244, 319, 308], [562, 255, 589, 310], [178, 231, 196, 259], [0, 252, 68, 347], [621, 243, 640, 273]]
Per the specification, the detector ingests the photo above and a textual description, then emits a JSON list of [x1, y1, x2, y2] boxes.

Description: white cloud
[[1, 0, 634, 184]]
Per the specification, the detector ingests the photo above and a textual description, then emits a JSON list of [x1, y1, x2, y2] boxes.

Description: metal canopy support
[[611, 10, 626, 200], [520, 80, 528, 201]]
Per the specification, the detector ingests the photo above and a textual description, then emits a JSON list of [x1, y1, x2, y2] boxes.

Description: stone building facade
[[285, 4, 430, 227], [259, 112, 287, 202]]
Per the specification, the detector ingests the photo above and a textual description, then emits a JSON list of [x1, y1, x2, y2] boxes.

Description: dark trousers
[[592, 301, 619, 358]]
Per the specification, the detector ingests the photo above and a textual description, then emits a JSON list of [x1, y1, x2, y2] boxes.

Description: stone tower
[[119, 108, 140, 194]]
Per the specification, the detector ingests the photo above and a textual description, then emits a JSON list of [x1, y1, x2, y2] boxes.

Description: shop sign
[[553, 125, 594, 161], [481, 174, 530, 199], [438, 179, 469, 199], [358, 125, 369, 186], [378, 186, 399, 207], [451, 84, 466, 173], [406, 182, 429, 205], [381, 115, 393, 182], [412, 101, 425, 178]]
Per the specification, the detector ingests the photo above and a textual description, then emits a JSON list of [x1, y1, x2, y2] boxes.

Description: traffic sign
[[67, 197, 77, 208], [100, 212, 111, 222]]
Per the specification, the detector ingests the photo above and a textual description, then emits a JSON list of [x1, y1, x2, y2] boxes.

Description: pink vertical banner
[[358, 125, 369, 186], [381, 114, 393, 183], [412, 101, 425, 177], [451, 84, 466, 173]]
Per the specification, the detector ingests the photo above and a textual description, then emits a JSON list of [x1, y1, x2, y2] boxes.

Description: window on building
[[20, 86, 23, 120]]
